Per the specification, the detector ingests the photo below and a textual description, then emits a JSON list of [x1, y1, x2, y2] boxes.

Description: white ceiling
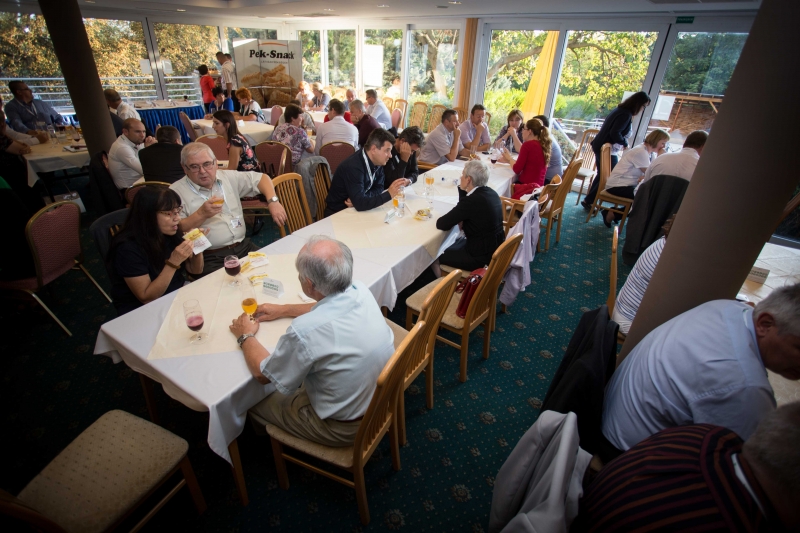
[[1, 0, 760, 20]]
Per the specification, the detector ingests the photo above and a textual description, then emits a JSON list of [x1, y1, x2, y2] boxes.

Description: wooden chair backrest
[[354, 321, 425, 469], [195, 134, 229, 161], [485, 112, 492, 128], [538, 175, 562, 212], [125, 181, 171, 205], [415, 270, 462, 376], [272, 173, 312, 234], [427, 105, 447, 134], [392, 99, 408, 127], [500, 197, 525, 236], [26, 201, 82, 291], [550, 158, 583, 216], [409, 102, 428, 129], [179, 112, 198, 142], [607, 226, 619, 315], [313, 164, 332, 221], [452, 107, 468, 122], [595, 143, 612, 193], [255, 141, 293, 176], [382, 97, 394, 109], [319, 142, 356, 174], [573, 129, 599, 173], [0, 489, 66, 533], [464, 233, 523, 328]]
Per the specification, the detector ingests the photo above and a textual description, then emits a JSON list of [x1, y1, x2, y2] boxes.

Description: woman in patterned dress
[[272, 104, 315, 165], [211, 110, 260, 172]]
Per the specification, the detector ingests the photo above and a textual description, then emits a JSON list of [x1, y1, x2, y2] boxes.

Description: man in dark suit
[[139, 126, 185, 184], [434, 159, 504, 274], [384, 126, 424, 187], [324, 129, 408, 217]]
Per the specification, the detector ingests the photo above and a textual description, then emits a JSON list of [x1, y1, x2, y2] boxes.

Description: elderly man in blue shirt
[[4, 80, 64, 133], [602, 282, 800, 458]]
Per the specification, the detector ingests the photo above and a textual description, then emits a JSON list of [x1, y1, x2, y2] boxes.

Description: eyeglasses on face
[[159, 207, 182, 217], [187, 160, 216, 172]]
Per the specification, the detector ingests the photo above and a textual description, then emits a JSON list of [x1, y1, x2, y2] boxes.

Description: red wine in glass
[[186, 316, 204, 331], [490, 156, 497, 165], [224, 255, 241, 286], [182, 299, 208, 344]]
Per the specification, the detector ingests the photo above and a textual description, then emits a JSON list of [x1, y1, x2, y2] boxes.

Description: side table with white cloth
[[193, 119, 274, 145], [24, 142, 90, 187]]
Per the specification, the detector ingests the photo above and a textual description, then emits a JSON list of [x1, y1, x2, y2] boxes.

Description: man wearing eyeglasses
[[170, 143, 288, 276]]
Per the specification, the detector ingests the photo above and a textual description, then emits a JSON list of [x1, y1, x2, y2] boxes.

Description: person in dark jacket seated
[[433, 159, 504, 276], [384, 126, 424, 187], [108, 187, 204, 315], [139, 126, 185, 184], [324, 128, 408, 217]]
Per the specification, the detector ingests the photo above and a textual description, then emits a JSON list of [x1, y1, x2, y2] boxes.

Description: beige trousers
[[249, 386, 360, 447]]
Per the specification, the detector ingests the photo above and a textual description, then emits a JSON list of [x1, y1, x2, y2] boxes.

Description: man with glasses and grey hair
[[170, 142, 287, 276], [229, 235, 395, 446], [601, 282, 800, 462]]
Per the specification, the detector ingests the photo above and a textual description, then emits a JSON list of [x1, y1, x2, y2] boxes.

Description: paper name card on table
[[747, 266, 770, 284], [248, 273, 269, 286], [182, 228, 211, 254], [384, 209, 398, 224], [247, 251, 269, 268], [263, 278, 285, 298]]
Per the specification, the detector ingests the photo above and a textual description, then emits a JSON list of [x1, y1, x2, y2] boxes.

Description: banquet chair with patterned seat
[[254, 141, 293, 176], [313, 164, 332, 221], [195, 134, 228, 161], [179, 111, 198, 142], [0, 409, 206, 533], [406, 234, 523, 382], [267, 321, 426, 526], [270, 105, 283, 126], [408, 102, 428, 130], [124, 181, 171, 206], [391, 109, 403, 132], [0, 201, 111, 336], [427, 105, 446, 133], [271, 173, 312, 237], [319, 142, 356, 174], [573, 129, 599, 205], [392, 99, 408, 128]]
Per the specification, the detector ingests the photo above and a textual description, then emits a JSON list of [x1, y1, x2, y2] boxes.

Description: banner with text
[[233, 39, 302, 106]]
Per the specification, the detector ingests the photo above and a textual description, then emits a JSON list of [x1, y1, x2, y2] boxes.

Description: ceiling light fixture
[[377, 4, 390, 7], [176, 9, 186, 12], [85, 0, 96, 3], [283, 13, 294, 16], [323, 8, 334, 11], [448, 1, 462, 4]]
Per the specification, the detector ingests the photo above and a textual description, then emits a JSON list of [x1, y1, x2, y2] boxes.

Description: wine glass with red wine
[[224, 255, 241, 287], [183, 299, 208, 344], [489, 147, 497, 165]]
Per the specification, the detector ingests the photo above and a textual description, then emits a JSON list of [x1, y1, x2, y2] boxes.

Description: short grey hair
[[743, 401, 800, 495], [349, 99, 365, 112], [295, 235, 353, 296], [754, 283, 800, 337], [463, 160, 490, 187], [180, 142, 215, 167]]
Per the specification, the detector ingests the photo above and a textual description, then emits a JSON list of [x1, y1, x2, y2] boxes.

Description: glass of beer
[[425, 174, 434, 187], [224, 255, 241, 287], [240, 282, 258, 321], [183, 300, 208, 344]]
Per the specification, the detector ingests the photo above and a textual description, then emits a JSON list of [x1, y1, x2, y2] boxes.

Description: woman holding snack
[[500, 117, 552, 200], [108, 187, 204, 315], [212, 110, 260, 172]]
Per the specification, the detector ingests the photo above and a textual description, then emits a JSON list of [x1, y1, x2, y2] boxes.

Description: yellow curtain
[[520, 31, 558, 118]]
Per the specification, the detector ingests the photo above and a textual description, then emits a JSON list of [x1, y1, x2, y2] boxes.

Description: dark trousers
[[602, 186, 635, 222], [582, 147, 619, 207], [200, 238, 256, 277], [438, 236, 490, 272]]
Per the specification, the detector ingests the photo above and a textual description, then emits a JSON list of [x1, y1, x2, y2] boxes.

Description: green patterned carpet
[[0, 192, 629, 532]]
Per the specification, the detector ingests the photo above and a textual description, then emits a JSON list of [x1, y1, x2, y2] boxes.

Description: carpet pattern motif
[[0, 193, 630, 532]]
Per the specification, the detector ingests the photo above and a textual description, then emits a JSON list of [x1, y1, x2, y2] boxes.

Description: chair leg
[[390, 410, 402, 470], [270, 437, 290, 490], [619, 205, 631, 233], [575, 178, 584, 205], [425, 357, 434, 410], [459, 332, 470, 383], [354, 467, 371, 526], [179, 456, 207, 515], [482, 319, 491, 360], [77, 263, 112, 303], [537, 218, 546, 252], [398, 390, 407, 446], [556, 214, 563, 243], [405, 307, 415, 330], [545, 220, 552, 251], [29, 290, 71, 336]]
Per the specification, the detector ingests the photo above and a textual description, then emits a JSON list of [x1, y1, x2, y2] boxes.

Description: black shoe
[[581, 201, 591, 211], [601, 210, 612, 228]]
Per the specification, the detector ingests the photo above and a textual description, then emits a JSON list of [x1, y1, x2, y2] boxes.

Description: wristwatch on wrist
[[267, 195, 279, 203], [237, 333, 256, 348]]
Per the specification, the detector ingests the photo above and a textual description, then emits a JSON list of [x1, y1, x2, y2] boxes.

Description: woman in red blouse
[[501, 118, 552, 200], [197, 65, 216, 113]]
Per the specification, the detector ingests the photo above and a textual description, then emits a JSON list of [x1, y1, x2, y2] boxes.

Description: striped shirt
[[612, 236, 665, 332], [572, 425, 777, 532]]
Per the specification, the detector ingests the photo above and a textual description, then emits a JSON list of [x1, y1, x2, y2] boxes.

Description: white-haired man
[[601, 283, 800, 460], [170, 143, 287, 276], [229, 235, 395, 446]]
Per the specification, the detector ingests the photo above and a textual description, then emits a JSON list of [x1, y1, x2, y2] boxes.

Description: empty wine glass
[[183, 299, 208, 344]]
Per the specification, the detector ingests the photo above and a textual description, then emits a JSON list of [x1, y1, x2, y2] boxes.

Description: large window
[[327, 30, 355, 88], [647, 32, 748, 150], [408, 29, 459, 107], [363, 29, 403, 97], [153, 22, 219, 101], [554, 30, 659, 140], [223, 26, 277, 55], [299, 30, 321, 84]]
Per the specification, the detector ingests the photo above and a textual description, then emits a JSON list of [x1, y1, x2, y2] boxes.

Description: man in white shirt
[[108, 118, 156, 189], [171, 143, 287, 276], [638, 130, 708, 191], [365, 89, 392, 130], [104, 89, 140, 121], [230, 235, 395, 446], [216, 51, 238, 111], [458, 104, 491, 153], [314, 99, 359, 155], [418, 108, 471, 166], [602, 283, 800, 457]]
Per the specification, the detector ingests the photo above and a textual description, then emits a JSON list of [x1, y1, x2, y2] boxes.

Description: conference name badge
[[262, 279, 285, 298]]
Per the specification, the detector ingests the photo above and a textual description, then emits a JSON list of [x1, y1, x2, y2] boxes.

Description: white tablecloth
[[193, 119, 274, 144], [24, 142, 91, 187], [279, 107, 326, 125]]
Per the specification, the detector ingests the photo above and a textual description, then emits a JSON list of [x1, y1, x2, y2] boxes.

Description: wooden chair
[[501, 197, 526, 238], [391, 108, 403, 131], [607, 226, 626, 344], [179, 111, 198, 142], [586, 143, 634, 232], [313, 164, 332, 221], [392, 99, 408, 128], [0, 201, 111, 336], [572, 129, 599, 205], [388, 270, 462, 445], [270, 105, 283, 126], [0, 410, 205, 533], [255, 141, 293, 175], [427, 104, 446, 134], [452, 107, 468, 122], [124, 181, 171, 206], [267, 321, 426, 526], [195, 134, 228, 161], [319, 141, 355, 174], [540, 159, 582, 252], [382, 96, 394, 109], [271, 173, 312, 237], [409, 102, 428, 129], [418, 161, 439, 171], [485, 111, 492, 128], [406, 234, 523, 382]]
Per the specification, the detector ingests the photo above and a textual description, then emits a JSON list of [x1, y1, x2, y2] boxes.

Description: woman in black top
[[109, 187, 204, 315], [582, 91, 651, 209], [434, 160, 505, 274]]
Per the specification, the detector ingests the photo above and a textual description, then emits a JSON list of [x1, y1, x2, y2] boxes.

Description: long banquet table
[[193, 119, 274, 144], [24, 141, 91, 187], [93, 154, 516, 504]]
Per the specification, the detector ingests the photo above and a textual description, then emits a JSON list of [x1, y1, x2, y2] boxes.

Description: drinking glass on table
[[71, 122, 81, 142], [240, 281, 258, 322], [183, 299, 208, 344], [224, 255, 241, 287], [424, 173, 434, 187], [489, 147, 498, 165]]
